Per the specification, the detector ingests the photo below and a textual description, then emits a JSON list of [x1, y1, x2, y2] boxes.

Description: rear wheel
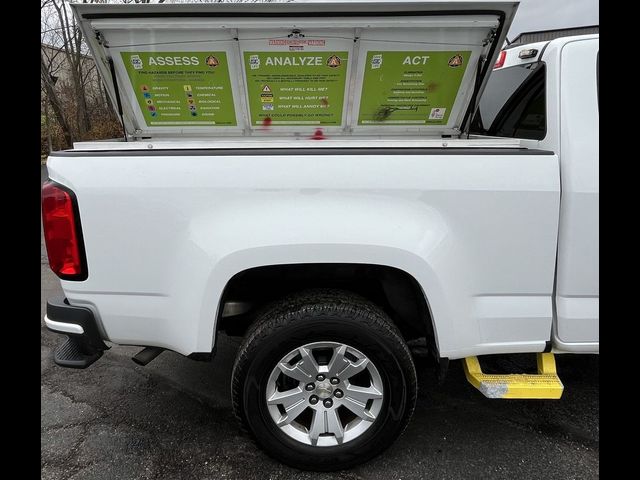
[[231, 289, 417, 471]]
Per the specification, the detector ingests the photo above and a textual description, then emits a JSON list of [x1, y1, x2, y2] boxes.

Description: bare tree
[[41, 0, 283, 152], [49, 0, 92, 136], [42, 0, 90, 148], [41, 50, 73, 148]]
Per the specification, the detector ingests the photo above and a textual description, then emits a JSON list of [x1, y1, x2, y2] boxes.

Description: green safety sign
[[357, 51, 471, 126], [243, 51, 349, 126], [121, 51, 237, 127]]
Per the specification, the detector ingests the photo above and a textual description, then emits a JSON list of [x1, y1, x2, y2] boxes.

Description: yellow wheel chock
[[462, 353, 564, 399]]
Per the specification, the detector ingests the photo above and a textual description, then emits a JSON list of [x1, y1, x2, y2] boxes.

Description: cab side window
[[471, 61, 546, 140]]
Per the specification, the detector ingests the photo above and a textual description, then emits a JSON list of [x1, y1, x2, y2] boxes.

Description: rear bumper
[[45, 296, 109, 368]]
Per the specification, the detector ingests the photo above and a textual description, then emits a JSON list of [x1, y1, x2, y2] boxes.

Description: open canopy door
[[72, 1, 518, 139]]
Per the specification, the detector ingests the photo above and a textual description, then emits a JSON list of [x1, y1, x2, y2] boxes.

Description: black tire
[[231, 289, 417, 471]]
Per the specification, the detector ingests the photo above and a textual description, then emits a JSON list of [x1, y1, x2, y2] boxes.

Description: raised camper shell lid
[[71, 0, 518, 139]]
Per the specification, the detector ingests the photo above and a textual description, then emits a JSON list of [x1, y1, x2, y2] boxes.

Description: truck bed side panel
[[48, 149, 559, 359]]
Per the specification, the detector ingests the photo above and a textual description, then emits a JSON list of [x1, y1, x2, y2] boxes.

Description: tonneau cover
[[71, 1, 518, 140]]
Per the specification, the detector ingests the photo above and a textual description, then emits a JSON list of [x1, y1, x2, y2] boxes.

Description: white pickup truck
[[41, 0, 598, 470]]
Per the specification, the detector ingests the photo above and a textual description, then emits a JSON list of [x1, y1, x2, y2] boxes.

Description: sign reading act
[[358, 50, 470, 126]]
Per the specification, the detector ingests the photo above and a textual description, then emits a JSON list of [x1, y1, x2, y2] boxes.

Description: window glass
[[471, 62, 546, 140]]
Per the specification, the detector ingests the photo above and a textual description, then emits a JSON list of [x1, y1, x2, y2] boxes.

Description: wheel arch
[[211, 260, 441, 358]]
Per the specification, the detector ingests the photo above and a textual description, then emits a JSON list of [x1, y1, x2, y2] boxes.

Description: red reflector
[[42, 182, 87, 280], [494, 50, 506, 69]]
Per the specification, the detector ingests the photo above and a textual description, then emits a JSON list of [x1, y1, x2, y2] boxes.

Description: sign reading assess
[[121, 51, 237, 127]]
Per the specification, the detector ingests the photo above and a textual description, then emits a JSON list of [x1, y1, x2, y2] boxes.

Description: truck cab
[[471, 35, 600, 352]]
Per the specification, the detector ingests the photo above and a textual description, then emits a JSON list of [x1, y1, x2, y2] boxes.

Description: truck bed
[[47, 145, 559, 359]]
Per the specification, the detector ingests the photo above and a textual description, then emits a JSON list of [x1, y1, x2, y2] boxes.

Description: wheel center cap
[[315, 380, 334, 399]]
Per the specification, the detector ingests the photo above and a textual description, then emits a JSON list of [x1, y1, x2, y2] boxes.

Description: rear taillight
[[42, 181, 87, 280], [494, 50, 506, 69]]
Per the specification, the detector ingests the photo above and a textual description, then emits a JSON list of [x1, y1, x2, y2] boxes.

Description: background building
[[508, 25, 599, 46]]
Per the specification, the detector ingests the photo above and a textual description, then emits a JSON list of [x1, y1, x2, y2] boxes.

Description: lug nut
[[309, 395, 319, 405], [316, 374, 326, 381], [323, 398, 333, 408], [334, 389, 343, 398], [305, 383, 315, 391], [330, 377, 340, 385]]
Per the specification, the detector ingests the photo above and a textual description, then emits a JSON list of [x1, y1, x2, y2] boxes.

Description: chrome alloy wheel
[[265, 341, 384, 447]]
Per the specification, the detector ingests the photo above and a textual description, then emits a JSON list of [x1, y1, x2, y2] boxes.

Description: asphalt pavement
[[41, 166, 599, 480]]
